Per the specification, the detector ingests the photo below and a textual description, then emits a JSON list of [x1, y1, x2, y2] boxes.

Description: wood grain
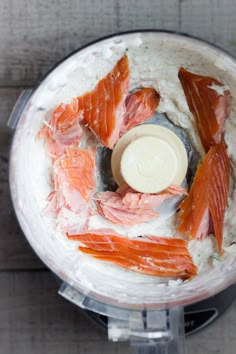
[[0, 88, 21, 126], [1, 0, 235, 88], [180, 0, 236, 56], [0, 0, 179, 87], [1, 1, 236, 353], [0, 271, 235, 354], [0, 181, 45, 269], [0, 89, 45, 270], [0, 87, 21, 179], [0, 271, 128, 354], [0, 89, 21, 182]]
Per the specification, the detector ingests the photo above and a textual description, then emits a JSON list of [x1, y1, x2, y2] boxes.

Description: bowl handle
[[108, 306, 185, 354], [59, 282, 185, 354]]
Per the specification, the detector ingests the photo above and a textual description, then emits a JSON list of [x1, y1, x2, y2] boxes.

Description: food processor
[[7, 31, 236, 353]]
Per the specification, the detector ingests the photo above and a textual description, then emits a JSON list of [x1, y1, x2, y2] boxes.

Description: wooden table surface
[[1, 1, 236, 353]]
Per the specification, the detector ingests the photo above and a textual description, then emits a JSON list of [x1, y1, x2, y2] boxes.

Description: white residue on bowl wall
[[10, 32, 236, 304]]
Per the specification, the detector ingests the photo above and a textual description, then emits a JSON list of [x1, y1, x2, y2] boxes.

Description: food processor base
[[84, 283, 236, 336]]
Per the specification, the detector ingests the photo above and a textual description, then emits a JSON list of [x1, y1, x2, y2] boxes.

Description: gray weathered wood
[[180, 0, 236, 57], [0, 88, 22, 182], [1, 0, 236, 88], [0, 271, 235, 354], [0, 181, 45, 269], [0, 89, 45, 269], [0, 88, 21, 126], [0, 271, 128, 354], [0, 0, 179, 86], [0, 128, 11, 182], [1, 1, 236, 353]]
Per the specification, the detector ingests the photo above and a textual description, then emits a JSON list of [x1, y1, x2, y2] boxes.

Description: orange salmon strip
[[121, 87, 160, 134], [67, 232, 197, 279], [77, 55, 130, 149], [178, 141, 230, 255], [67, 233, 188, 251], [178, 67, 230, 152], [61, 147, 96, 203], [37, 99, 83, 159], [78, 246, 197, 280]]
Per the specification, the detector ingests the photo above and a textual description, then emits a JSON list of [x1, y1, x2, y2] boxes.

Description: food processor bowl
[[8, 31, 236, 353]]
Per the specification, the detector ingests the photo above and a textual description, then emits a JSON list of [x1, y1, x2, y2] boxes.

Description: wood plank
[[180, 0, 236, 57], [0, 128, 11, 182], [0, 88, 45, 269], [0, 181, 45, 269], [0, 87, 29, 182], [0, 271, 235, 354], [1, 2, 236, 354], [0, 88, 22, 181], [0, 271, 128, 354], [1, 0, 235, 88], [0, 88, 21, 126], [0, 0, 179, 86]]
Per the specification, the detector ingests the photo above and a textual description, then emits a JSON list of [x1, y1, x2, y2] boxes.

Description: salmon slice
[[77, 55, 130, 149], [60, 147, 95, 203], [120, 88, 160, 134], [67, 233, 189, 253], [122, 184, 187, 209], [38, 98, 83, 159], [95, 184, 187, 226], [178, 67, 231, 152], [44, 147, 96, 233], [79, 247, 196, 279], [178, 141, 230, 255], [67, 232, 197, 279]]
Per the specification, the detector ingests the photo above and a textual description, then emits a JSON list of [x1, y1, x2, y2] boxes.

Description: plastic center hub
[[111, 124, 188, 192], [120, 136, 178, 193]]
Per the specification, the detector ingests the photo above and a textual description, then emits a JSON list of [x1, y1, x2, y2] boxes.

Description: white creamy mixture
[[10, 33, 236, 305]]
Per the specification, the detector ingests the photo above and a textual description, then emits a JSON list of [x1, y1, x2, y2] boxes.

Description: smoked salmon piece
[[178, 141, 230, 255], [95, 184, 187, 226], [38, 98, 83, 159], [178, 67, 231, 152], [67, 232, 197, 279], [77, 54, 130, 149], [59, 147, 95, 203], [44, 147, 96, 233], [120, 88, 160, 134]]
